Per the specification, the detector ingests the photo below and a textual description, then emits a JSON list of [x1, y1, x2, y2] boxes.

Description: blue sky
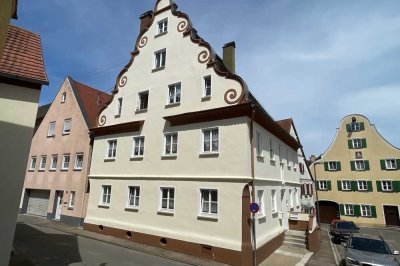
[[13, 0, 400, 157]]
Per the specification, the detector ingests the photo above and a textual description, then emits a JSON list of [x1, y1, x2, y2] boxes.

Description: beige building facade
[[312, 114, 400, 227], [84, 1, 302, 265]]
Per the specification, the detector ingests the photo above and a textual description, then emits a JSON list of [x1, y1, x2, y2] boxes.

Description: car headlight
[[346, 257, 359, 265]]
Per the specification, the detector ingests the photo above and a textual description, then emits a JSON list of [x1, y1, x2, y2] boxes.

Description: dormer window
[[154, 49, 166, 70], [157, 18, 168, 35], [61, 92, 66, 103]]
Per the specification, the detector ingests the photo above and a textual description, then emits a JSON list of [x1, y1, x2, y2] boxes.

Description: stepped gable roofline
[[96, 0, 249, 126], [68, 76, 112, 129], [0, 25, 48, 86]]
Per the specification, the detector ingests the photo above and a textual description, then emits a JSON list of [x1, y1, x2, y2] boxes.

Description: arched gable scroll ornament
[[138, 36, 148, 48], [177, 20, 189, 32], [119, 76, 128, 87], [98, 115, 107, 126], [224, 88, 245, 104], [198, 50, 211, 64]]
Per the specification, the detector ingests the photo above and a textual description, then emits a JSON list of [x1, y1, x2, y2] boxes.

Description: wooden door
[[384, 205, 400, 226]]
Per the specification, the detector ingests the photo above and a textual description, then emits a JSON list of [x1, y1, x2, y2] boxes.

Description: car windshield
[[337, 222, 357, 230], [350, 237, 390, 254]]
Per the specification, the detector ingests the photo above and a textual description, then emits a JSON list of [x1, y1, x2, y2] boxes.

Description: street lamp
[[312, 161, 324, 226]]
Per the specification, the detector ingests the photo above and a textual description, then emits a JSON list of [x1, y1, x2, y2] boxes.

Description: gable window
[[132, 136, 145, 157], [203, 76, 211, 97], [351, 122, 361, 132], [341, 180, 351, 191], [29, 157, 37, 171], [200, 189, 218, 216], [352, 139, 362, 149], [257, 189, 265, 216], [168, 83, 181, 104], [344, 204, 354, 215], [62, 154, 70, 170], [385, 159, 397, 170], [256, 131, 262, 156], [39, 156, 47, 171], [355, 160, 365, 171], [357, 180, 368, 191], [48, 122, 56, 137], [355, 151, 363, 159], [115, 97, 123, 116], [101, 185, 111, 205], [160, 187, 174, 212], [271, 189, 277, 213], [202, 128, 219, 153], [74, 153, 84, 170], [106, 140, 117, 159], [63, 119, 72, 135], [164, 133, 178, 155], [50, 155, 58, 171], [157, 18, 168, 35], [127, 186, 140, 208], [68, 191, 75, 208], [137, 91, 149, 111], [154, 49, 166, 69], [328, 161, 337, 171], [61, 92, 66, 103], [360, 205, 372, 217], [381, 180, 393, 191]]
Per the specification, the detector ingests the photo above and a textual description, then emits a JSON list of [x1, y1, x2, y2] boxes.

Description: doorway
[[55, 191, 63, 220], [384, 205, 400, 226]]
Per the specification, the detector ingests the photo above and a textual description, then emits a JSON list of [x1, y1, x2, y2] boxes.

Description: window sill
[[62, 132, 70, 136], [257, 214, 266, 219], [152, 66, 165, 73], [60, 168, 69, 172], [161, 154, 177, 160], [382, 190, 394, 192], [130, 156, 144, 161], [125, 206, 139, 212], [114, 114, 121, 118], [201, 96, 211, 102], [165, 102, 180, 108], [67, 207, 74, 210], [47, 135, 55, 138], [155, 31, 168, 38], [28, 169, 35, 172], [73, 168, 82, 171], [104, 158, 116, 162], [135, 109, 148, 114], [199, 152, 219, 158], [49, 169, 56, 172], [197, 214, 218, 221], [157, 210, 174, 216], [98, 204, 110, 208], [257, 155, 264, 159], [270, 159, 276, 163], [38, 169, 45, 172]]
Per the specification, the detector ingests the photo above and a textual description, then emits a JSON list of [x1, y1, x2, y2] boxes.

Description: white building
[[84, 1, 302, 264]]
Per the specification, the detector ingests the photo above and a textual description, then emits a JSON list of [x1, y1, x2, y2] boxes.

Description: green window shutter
[[362, 138, 367, 148], [348, 140, 353, 149], [327, 181, 332, 191], [394, 181, 400, 192], [371, 206, 377, 218], [360, 122, 365, 131], [367, 181, 373, 192], [351, 181, 358, 191], [324, 162, 329, 171], [397, 159, 400, 170], [364, 160, 370, 171], [350, 161, 356, 171], [337, 180, 342, 191], [346, 124, 352, 132], [380, 160, 386, 170], [376, 181, 382, 192], [339, 204, 345, 215], [354, 205, 361, 217], [315, 181, 320, 191], [337, 162, 341, 171]]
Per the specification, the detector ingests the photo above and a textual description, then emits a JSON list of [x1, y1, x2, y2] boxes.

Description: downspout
[[249, 104, 256, 266]]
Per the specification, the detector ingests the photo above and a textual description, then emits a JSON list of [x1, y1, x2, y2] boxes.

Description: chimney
[[310, 155, 316, 163], [223, 41, 236, 74], [139, 11, 153, 32]]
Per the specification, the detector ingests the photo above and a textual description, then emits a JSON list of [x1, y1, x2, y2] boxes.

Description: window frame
[[132, 136, 145, 158], [50, 155, 58, 171], [100, 185, 112, 206], [203, 75, 212, 97], [199, 188, 218, 218], [202, 128, 219, 153], [385, 159, 397, 170], [360, 204, 372, 217], [156, 18, 168, 35], [164, 132, 178, 156], [137, 91, 149, 111], [126, 185, 140, 209], [355, 160, 365, 171], [271, 189, 277, 213], [154, 49, 166, 70], [357, 180, 368, 191], [68, 191, 75, 209], [61, 154, 70, 170], [344, 204, 354, 216], [352, 139, 362, 149], [39, 155, 47, 171], [29, 156, 37, 171], [341, 180, 351, 191], [328, 161, 338, 171], [167, 82, 181, 105], [61, 92, 66, 103], [351, 122, 361, 132], [74, 153, 84, 170], [47, 122, 56, 137], [62, 118, 72, 135], [269, 139, 275, 161], [159, 187, 175, 214], [105, 139, 117, 160], [115, 97, 123, 116], [256, 131, 262, 156], [256, 188, 265, 217], [381, 180, 393, 192], [318, 180, 328, 190]]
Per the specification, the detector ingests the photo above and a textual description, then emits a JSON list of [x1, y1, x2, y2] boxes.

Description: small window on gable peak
[[203, 76, 211, 98], [157, 18, 168, 36], [153, 49, 166, 71], [61, 92, 66, 103]]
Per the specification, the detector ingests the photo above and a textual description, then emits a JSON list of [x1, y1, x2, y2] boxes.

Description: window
[[157, 19, 168, 34], [137, 91, 149, 111], [357, 180, 368, 191], [200, 189, 218, 216], [106, 140, 117, 159], [48, 122, 56, 137], [318, 181, 328, 190], [257, 189, 264, 216], [271, 189, 277, 213], [351, 122, 361, 132], [61, 92, 66, 103], [116, 97, 123, 116], [269, 139, 274, 161], [68, 191, 75, 208], [202, 128, 219, 153], [361, 205, 372, 217], [132, 136, 145, 157], [62, 154, 70, 170], [256, 131, 262, 156], [385, 159, 397, 170], [203, 76, 211, 97], [341, 180, 351, 191], [101, 185, 111, 205], [352, 139, 362, 149], [355, 151, 363, 159], [29, 157, 37, 170], [382, 180, 393, 191], [74, 153, 84, 170], [278, 145, 282, 163], [154, 49, 166, 69], [294, 189, 299, 206], [355, 160, 365, 171], [39, 156, 47, 170], [344, 204, 354, 215], [160, 187, 174, 212], [127, 186, 140, 208], [63, 119, 72, 135], [168, 83, 181, 104], [288, 189, 293, 207], [328, 161, 338, 171], [50, 155, 58, 170], [164, 133, 178, 155]]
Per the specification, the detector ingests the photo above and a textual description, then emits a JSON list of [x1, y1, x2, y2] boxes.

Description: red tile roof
[[0, 25, 48, 85], [69, 77, 112, 129], [276, 118, 293, 133]]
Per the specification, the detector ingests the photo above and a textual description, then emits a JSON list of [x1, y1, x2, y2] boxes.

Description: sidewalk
[[306, 229, 338, 266]]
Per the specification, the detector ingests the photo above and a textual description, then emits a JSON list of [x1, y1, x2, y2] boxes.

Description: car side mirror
[[394, 250, 399, 255]]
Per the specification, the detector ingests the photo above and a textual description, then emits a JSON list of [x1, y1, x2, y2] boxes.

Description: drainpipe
[[249, 104, 256, 266]]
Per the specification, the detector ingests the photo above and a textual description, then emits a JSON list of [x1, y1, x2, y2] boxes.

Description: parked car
[[345, 233, 400, 266], [330, 220, 359, 243]]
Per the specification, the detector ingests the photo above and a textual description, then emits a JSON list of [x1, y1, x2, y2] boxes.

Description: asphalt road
[[13, 222, 189, 266]]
